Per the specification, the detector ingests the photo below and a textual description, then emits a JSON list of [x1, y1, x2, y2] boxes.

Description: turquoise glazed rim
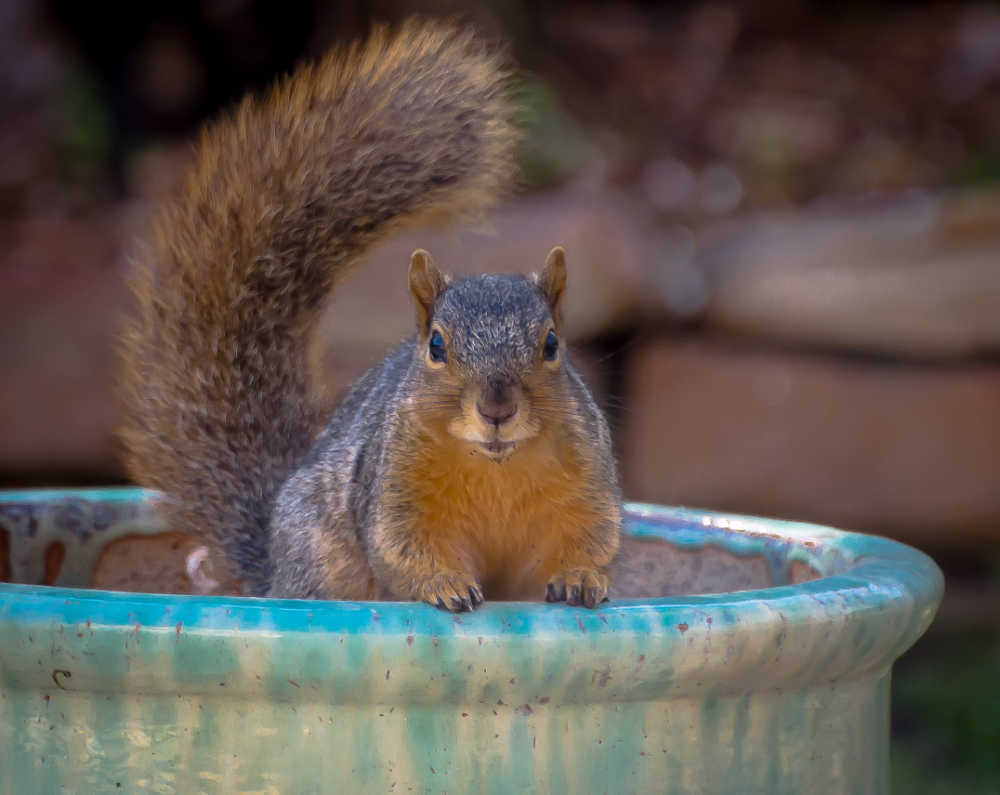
[[0, 488, 943, 703]]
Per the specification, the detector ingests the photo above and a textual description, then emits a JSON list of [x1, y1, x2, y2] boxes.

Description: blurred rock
[[621, 337, 1000, 545], [698, 163, 744, 215], [0, 208, 139, 480], [692, 190, 1000, 357], [707, 96, 843, 171], [641, 158, 695, 212]]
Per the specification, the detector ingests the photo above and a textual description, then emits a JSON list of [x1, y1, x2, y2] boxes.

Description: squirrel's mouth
[[479, 439, 516, 459]]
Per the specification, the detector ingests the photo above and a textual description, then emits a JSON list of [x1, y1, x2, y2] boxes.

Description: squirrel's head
[[408, 246, 569, 462]]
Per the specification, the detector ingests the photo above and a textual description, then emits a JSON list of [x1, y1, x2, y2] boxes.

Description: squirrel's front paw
[[545, 568, 609, 609], [421, 571, 485, 612]]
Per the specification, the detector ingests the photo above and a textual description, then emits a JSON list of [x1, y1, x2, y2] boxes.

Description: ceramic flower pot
[[0, 488, 942, 794]]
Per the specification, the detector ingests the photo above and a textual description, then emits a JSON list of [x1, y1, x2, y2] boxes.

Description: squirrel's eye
[[543, 329, 559, 361], [429, 329, 447, 363]]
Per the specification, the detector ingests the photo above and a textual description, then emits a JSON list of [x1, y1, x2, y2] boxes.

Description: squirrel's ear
[[409, 249, 448, 332], [537, 246, 567, 323]]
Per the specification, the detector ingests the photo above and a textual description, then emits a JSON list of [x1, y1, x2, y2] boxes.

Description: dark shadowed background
[[1, 1, 998, 790]]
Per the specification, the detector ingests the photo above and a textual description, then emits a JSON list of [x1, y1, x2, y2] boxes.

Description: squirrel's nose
[[477, 400, 517, 426], [478, 375, 518, 426]]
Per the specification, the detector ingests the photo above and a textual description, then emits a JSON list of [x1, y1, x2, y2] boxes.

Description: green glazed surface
[[0, 489, 943, 794]]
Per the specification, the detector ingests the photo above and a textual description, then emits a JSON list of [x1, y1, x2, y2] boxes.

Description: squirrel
[[119, 19, 622, 611]]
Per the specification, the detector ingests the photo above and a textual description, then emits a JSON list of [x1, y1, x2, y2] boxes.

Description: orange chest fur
[[402, 436, 604, 596]]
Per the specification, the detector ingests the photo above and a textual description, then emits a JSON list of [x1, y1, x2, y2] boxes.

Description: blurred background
[[1, 0, 998, 791]]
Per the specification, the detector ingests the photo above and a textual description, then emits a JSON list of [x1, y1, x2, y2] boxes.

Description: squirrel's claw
[[546, 568, 609, 609], [422, 572, 484, 612]]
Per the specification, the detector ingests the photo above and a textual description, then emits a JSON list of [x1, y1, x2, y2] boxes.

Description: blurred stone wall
[[5, 182, 999, 551]]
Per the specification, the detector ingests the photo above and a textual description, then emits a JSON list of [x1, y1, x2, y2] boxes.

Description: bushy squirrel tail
[[119, 20, 518, 594]]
